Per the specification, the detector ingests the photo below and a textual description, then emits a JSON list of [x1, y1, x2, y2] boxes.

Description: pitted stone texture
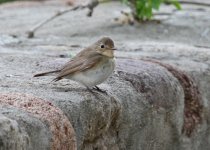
[[0, 93, 77, 150], [0, 106, 51, 150], [144, 59, 203, 137], [53, 89, 122, 150], [112, 59, 185, 150], [0, 113, 29, 150]]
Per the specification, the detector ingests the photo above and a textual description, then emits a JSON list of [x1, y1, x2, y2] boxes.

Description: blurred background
[[0, 0, 209, 50]]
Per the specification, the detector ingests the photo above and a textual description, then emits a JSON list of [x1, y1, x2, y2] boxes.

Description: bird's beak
[[112, 48, 117, 50]]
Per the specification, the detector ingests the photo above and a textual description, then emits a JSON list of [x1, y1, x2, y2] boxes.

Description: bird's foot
[[93, 86, 107, 93], [86, 87, 95, 93]]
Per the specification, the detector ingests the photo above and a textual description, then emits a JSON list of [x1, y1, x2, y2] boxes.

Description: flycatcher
[[34, 37, 116, 92]]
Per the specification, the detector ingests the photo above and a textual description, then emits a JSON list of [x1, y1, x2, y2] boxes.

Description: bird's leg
[[93, 86, 107, 93], [86, 86, 95, 93]]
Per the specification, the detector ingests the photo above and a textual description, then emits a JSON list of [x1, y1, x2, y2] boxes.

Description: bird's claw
[[93, 86, 107, 93]]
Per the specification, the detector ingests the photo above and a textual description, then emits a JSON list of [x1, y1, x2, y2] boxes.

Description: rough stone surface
[[0, 93, 77, 150], [0, 0, 210, 150], [0, 113, 30, 150], [0, 107, 51, 150]]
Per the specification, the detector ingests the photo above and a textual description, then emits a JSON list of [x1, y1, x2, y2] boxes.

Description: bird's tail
[[33, 70, 60, 77]]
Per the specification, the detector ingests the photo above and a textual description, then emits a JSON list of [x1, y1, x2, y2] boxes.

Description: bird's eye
[[100, 45, 105, 48]]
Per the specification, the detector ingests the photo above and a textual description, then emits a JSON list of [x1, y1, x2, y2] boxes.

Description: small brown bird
[[34, 37, 116, 92]]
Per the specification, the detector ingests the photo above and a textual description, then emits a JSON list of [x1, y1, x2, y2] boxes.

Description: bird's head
[[93, 37, 116, 58]]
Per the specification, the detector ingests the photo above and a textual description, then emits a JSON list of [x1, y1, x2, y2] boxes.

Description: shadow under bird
[[34, 37, 116, 92]]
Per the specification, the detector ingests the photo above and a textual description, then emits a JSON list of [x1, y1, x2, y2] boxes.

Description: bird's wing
[[52, 52, 102, 82]]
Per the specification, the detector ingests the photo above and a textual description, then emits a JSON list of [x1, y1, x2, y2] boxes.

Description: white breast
[[68, 58, 115, 87]]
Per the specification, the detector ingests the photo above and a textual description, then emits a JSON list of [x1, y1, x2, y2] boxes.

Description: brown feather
[[34, 70, 60, 77], [52, 51, 103, 82]]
